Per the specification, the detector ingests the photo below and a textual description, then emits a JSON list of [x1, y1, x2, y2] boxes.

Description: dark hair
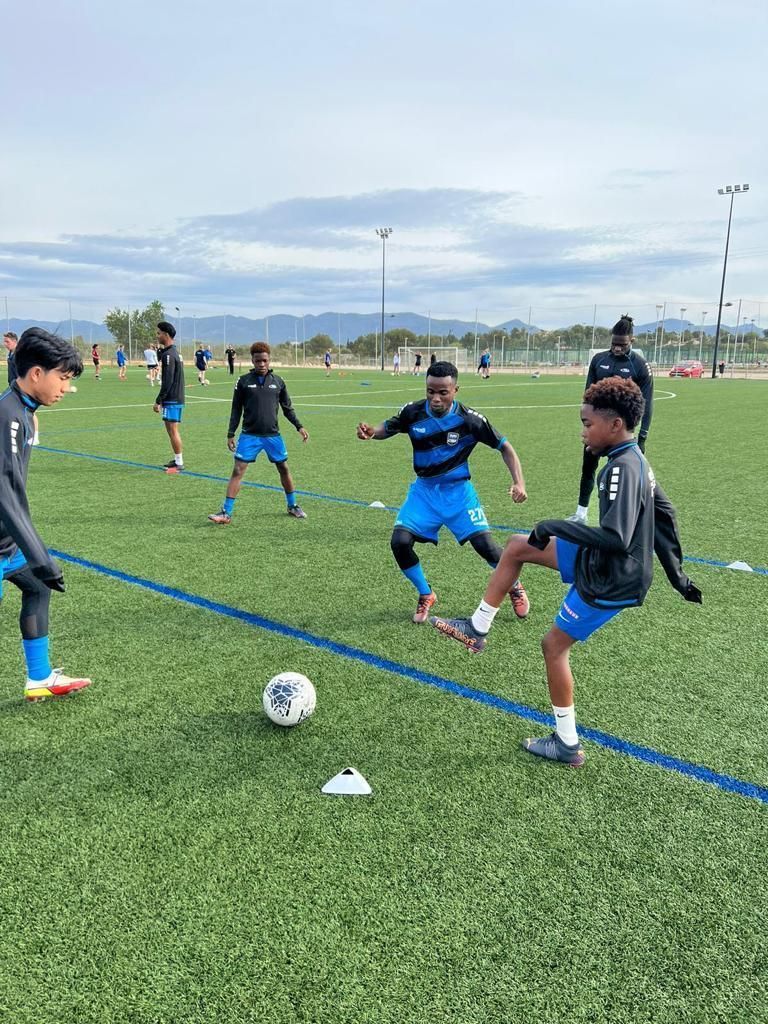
[[426, 360, 458, 382], [583, 377, 644, 430], [611, 314, 634, 338], [3, 331, 18, 341], [157, 321, 176, 339], [15, 327, 83, 378], [250, 341, 270, 355]]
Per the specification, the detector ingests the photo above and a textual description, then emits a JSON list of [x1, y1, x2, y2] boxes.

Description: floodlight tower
[[711, 184, 750, 378], [677, 307, 687, 364], [376, 228, 393, 371]]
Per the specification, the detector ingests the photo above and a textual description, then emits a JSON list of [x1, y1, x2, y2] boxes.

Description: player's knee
[[391, 528, 418, 570], [469, 531, 502, 566]]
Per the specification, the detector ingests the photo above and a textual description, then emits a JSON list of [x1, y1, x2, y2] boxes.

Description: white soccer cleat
[[25, 668, 93, 702]]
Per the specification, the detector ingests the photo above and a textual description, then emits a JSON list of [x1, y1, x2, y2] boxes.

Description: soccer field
[[2, 366, 767, 1024]]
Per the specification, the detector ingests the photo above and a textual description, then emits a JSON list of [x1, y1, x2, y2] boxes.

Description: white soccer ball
[[263, 672, 316, 727], [70, 385, 78, 393]]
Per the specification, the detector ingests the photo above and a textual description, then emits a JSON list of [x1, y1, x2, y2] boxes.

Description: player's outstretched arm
[[499, 441, 527, 503], [356, 422, 387, 440]]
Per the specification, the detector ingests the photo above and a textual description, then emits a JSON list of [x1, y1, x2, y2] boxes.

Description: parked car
[[669, 360, 704, 378]]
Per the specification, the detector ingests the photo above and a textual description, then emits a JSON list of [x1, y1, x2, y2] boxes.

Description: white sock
[[471, 600, 499, 635], [553, 704, 579, 746], [33, 432, 40, 445], [576, 505, 589, 519], [174, 453, 184, 466]]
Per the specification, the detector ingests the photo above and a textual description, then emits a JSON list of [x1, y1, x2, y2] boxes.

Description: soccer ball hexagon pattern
[[263, 672, 316, 727]]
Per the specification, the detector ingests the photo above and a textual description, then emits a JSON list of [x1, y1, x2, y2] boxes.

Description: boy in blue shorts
[[356, 361, 529, 623], [208, 342, 309, 522], [430, 377, 702, 766], [0, 327, 92, 700], [116, 344, 127, 380], [153, 321, 186, 473]]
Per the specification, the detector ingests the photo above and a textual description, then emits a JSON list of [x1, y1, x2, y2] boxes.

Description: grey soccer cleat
[[429, 616, 487, 654], [522, 731, 586, 767], [287, 505, 307, 519]]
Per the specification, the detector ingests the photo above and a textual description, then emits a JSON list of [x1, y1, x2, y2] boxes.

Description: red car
[[669, 360, 704, 378]]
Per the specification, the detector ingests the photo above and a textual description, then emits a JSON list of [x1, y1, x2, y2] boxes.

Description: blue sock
[[23, 637, 52, 681], [402, 562, 431, 596], [286, 492, 297, 509], [223, 496, 235, 515]]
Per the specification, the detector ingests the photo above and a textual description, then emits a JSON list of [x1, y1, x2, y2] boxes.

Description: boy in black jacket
[[208, 342, 309, 523], [153, 321, 186, 473], [430, 377, 701, 766], [0, 328, 92, 701]]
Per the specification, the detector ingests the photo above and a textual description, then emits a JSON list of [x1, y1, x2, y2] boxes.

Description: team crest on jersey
[[446, 431, 460, 446]]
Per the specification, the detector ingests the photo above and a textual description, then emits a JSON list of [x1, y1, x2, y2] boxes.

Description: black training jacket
[[0, 384, 60, 580], [530, 441, 693, 608], [586, 349, 654, 437], [227, 370, 303, 437], [156, 344, 186, 406]]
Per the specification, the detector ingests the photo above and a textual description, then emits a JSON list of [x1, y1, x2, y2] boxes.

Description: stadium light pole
[[711, 184, 750, 378], [654, 304, 663, 364], [677, 307, 687, 364], [698, 311, 708, 363], [376, 228, 393, 372], [174, 306, 181, 352]]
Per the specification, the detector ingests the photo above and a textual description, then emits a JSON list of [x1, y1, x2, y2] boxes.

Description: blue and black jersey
[[382, 399, 505, 484], [586, 349, 653, 437]]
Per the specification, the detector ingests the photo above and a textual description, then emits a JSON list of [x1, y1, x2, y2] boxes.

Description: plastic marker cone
[[368, 501, 386, 508], [727, 560, 753, 572], [321, 767, 372, 796]]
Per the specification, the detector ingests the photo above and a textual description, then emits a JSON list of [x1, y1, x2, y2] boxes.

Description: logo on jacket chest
[[446, 431, 460, 446]]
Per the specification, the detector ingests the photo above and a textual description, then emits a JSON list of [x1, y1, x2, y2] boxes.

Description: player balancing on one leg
[[430, 377, 702, 766], [356, 360, 529, 624], [0, 328, 93, 701], [208, 342, 309, 523], [153, 321, 186, 473]]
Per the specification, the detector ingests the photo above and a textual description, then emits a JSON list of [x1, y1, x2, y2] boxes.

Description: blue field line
[[39, 445, 768, 577], [50, 547, 768, 807]]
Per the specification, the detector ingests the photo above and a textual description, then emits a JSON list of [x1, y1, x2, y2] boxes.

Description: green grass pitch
[[1, 365, 766, 1024]]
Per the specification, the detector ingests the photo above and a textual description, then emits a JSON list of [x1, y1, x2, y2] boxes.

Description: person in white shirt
[[144, 346, 159, 385]]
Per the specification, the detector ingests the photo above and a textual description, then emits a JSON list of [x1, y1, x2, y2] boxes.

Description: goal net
[[397, 346, 467, 371]]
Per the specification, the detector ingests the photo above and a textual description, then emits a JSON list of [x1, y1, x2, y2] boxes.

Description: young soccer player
[[0, 328, 92, 700], [195, 344, 209, 386], [225, 345, 236, 375], [356, 361, 529, 623], [144, 344, 159, 384], [569, 315, 653, 522], [208, 342, 309, 523], [153, 322, 186, 473], [116, 343, 127, 380], [91, 342, 101, 380], [393, 351, 401, 376], [324, 349, 332, 376], [430, 377, 702, 766]]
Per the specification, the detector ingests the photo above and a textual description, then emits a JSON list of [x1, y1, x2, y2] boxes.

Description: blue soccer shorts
[[161, 403, 184, 422], [0, 549, 28, 599], [554, 538, 622, 642], [234, 433, 289, 464], [395, 477, 489, 544]]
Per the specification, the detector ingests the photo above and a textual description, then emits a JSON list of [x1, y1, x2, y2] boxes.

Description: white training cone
[[727, 561, 753, 572], [368, 501, 386, 508], [321, 767, 372, 796]]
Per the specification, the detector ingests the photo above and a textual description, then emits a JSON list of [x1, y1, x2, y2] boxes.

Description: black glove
[[527, 527, 549, 551], [682, 581, 702, 604], [637, 434, 647, 453]]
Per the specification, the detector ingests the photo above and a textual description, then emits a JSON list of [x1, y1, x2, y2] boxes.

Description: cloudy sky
[[2, 0, 766, 329]]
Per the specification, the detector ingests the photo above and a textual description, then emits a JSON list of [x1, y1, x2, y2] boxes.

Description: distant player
[[324, 349, 332, 376], [393, 351, 401, 376], [208, 342, 309, 523], [195, 344, 209, 386], [116, 343, 127, 380], [430, 378, 702, 767], [5, 330, 39, 443], [478, 348, 491, 379], [356, 360, 529, 623], [225, 345, 236, 375], [91, 342, 101, 380], [153, 321, 186, 473], [144, 344, 159, 384], [569, 314, 652, 522], [0, 327, 92, 701], [413, 351, 423, 375]]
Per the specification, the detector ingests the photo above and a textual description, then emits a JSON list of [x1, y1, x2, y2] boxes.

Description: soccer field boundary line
[[48, 547, 768, 808], [37, 445, 768, 578]]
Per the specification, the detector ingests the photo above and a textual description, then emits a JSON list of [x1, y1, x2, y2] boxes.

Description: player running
[[356, 360, 529, 623], [208, 342, 309, 523], [0, 328, 92, 701], [430, 378, 701, 767], [569, 314, 653, 522]]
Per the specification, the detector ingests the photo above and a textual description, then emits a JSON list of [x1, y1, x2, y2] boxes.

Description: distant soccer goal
[[397, 346, 468, 372]]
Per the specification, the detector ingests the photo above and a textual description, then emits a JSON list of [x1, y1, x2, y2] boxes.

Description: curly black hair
[[583, 376, 645, 430], [427, 360, 458, 382]]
